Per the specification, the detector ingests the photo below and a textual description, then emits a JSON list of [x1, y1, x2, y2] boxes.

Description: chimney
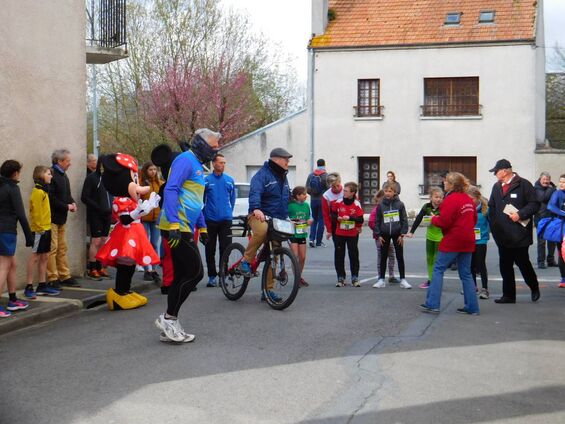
[[311, 0, 329, 36]]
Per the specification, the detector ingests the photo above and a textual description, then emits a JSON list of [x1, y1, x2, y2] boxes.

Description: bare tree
[[92, 0, 302, 159]]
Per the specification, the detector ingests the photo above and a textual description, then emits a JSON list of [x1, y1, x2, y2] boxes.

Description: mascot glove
[[147, 192, 161, 210], [130, 199, 151, 220]]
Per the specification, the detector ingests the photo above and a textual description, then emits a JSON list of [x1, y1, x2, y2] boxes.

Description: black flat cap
[[489, 159, 512, 173], [270, 147, 293, 158]]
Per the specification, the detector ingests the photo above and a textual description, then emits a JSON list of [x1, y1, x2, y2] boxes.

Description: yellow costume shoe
[[106, 288, 142, 310], [128, 291, 148, 306]]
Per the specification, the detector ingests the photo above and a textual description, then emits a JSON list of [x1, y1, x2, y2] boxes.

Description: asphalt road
[[1, 232, 565, 424]]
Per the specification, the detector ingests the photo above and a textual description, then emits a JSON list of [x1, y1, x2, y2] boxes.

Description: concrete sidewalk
[[0, 271, 160, 336]]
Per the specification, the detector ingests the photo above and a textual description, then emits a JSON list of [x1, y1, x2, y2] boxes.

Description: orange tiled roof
[[310, 0, 537, 49]]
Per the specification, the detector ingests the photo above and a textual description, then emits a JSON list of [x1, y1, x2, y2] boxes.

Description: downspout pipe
[[308, 48, 315, 172]]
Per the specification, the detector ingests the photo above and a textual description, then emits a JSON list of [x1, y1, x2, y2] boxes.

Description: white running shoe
[[372, 279, 386, 288], [159, 332, 195, 343], [136, 265, 144, 272], [155, 314, 189, 342], [399, 279, 412, 289]]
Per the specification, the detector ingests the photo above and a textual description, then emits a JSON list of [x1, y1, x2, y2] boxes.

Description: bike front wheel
[[219, 242, 250, 301], [261, 246, 300, 310]]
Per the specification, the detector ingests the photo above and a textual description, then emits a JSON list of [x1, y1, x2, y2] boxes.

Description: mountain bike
[[219, 215, 300, 310]]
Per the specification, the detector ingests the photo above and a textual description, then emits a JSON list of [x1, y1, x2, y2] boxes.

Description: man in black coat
[[81, 155, 112, 280], [47, 149, 79, 288], [488, 159, 540, 304], [534, 172, 557, 268]]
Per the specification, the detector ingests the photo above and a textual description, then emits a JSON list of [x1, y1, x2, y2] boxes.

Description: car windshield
[[235, 184, 250, 199]]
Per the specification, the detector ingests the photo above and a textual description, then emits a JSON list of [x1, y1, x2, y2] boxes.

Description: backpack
[[308, 173, 324, 195]]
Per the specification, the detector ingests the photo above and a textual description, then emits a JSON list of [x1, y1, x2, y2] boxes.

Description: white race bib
[[340, 220, 355, 230], [474, 227, 481, 240], [383, 210, 400, 223]]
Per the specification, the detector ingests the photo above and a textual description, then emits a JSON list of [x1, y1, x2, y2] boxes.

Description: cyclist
[[240, 147, 292, 301]]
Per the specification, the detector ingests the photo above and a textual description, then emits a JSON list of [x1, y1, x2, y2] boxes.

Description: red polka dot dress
[[96, 197, 160, 267]]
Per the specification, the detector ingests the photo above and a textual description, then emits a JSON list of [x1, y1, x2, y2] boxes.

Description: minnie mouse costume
[[96, 153, 160, 310]]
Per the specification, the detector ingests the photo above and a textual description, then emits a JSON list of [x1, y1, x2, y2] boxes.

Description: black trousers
[[498, 245, 539, 300], [380, 234, 405, 279], [472, 244, 488, 289], [164, 232, 204, 317], [334, 235, 359, 279], [537, 235, 557, 264], [204, 220, 232, 277], [115, 264, 136, 294]]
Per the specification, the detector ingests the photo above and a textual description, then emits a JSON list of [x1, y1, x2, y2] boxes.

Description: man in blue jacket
[[240, 148, 292, 297], [203, 153, 235, 287]]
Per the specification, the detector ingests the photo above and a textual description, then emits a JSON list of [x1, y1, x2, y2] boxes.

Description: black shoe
[[160, 285, 169, 295], [450, 263, 457, 271], [538, 262, 547, 269], [494, 297, 515, 304], [456, 308, 480, 315], [531, 289, 541, 302], [547, 259, 558, 267], [309, 241, 315, 248], [151, 271, 162, 284], [143, 271, 154, 282], [60, 278, 81, 288], [48, 280, 63, 290], [191, 286, 198, 292]]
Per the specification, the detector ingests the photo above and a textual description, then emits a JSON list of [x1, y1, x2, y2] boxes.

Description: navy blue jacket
[[203, 172, 236, 222], [248, 161, 290, 219]]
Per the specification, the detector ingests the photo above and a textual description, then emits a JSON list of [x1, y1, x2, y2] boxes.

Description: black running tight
[[165, 232, 204, 317]]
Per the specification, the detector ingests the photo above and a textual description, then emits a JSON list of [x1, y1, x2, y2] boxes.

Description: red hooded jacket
[[431, 192, 477, 252]]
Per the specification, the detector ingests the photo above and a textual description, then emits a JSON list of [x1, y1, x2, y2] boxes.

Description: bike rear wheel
[[261, 246, 300, 310], [219, 242, 250, 301]]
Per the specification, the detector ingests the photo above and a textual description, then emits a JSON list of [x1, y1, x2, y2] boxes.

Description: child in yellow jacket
[[24, 166, 60, 298]]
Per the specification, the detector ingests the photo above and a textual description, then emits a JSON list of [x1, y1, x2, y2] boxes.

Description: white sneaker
[[155, 314, 191, 342], [399, 279, 412, 289], [372, 279, 386, 288], [159, 332, 195, 343], [136, 265, 144, 272]]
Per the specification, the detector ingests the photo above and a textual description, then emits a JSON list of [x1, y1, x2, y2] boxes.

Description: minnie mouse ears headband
[[100, 153, 138, 174]]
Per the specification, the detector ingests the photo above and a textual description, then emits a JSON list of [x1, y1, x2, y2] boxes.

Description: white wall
[[221, 110, 309, 188], [312, 44, 541, 211], [0, 1, 86, 284]]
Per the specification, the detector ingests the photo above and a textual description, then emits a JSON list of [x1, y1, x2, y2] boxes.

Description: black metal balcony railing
[[353, 105, 384, 118], [87, 0, 127, 49], [420, 104, 482, 117]]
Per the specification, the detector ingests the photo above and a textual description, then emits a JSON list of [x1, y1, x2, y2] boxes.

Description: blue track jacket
[[203, 172, 236, 222]]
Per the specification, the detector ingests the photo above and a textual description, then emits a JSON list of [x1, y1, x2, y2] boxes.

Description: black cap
[[270, 147, 293, 159], [489, 159, 512, 173]]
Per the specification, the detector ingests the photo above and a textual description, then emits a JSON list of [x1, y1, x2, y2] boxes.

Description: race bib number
[[295, 223, 308, 235], [340, 220, 355, 230], [383, 210, 400, 223], [474, 228, 481, 240], [423, 215, 432, 224]]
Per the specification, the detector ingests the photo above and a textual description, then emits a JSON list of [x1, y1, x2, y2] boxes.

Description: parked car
[[233, 182, 250, 219]]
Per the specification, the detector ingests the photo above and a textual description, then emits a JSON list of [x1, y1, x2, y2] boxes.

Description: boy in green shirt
[[288, 186, 313, 287]]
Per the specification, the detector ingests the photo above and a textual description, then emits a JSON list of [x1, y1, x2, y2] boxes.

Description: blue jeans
[[143, 222, 161, 270], [309, 198, 325, 245], [425, 251, 479, 314]]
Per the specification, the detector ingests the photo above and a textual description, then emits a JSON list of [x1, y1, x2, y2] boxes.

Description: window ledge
[[354, 116, 384, 121], [420, 115, 483, 120]]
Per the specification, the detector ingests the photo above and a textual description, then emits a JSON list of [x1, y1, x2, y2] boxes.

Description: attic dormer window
[[445, 12, 461, 25], [479, 11, 495, 23]]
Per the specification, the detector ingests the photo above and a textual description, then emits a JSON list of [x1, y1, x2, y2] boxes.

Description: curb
[[0, 279, 161, 337], [0, 301, 80, 337]]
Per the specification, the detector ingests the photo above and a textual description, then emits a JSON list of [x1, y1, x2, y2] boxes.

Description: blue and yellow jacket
[[159, 150, 207, 233]]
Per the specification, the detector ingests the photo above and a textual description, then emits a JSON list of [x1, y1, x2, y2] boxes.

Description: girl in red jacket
[[420, 172, 479, 315], [331, 182, 364, 287]]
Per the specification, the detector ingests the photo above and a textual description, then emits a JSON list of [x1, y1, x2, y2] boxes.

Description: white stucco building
[[0, 1, 127, 284], [225, 0, 558, 213], [309, 0, 551, 212]]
